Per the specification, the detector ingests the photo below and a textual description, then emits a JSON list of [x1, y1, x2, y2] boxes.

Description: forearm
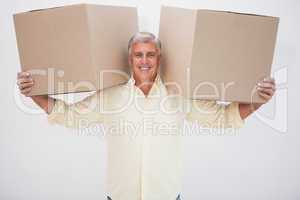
[[239, 103, 262, 120], [30, 95, 56, 114]]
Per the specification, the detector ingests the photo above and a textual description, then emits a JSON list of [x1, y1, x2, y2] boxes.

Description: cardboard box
[[14, 4, 138, 96], [159, 6, 279, 103]]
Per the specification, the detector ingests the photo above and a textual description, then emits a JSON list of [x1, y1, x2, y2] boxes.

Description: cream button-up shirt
[[48, 74, 244, 200]]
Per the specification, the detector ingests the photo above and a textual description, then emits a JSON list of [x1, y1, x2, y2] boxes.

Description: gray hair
[[128, 32, 162, 55]]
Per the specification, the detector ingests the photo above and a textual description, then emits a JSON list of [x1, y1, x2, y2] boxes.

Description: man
[[17, 32, 276, 200]]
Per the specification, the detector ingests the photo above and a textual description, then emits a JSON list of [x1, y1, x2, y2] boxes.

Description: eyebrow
[[133, 51, 157, 54]]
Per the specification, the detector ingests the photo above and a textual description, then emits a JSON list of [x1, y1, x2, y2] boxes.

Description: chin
[[139, 75, 152, 82]]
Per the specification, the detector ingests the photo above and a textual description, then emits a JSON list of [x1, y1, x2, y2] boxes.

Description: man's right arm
[[17, 71, 105, 129], [17, 71, 55, 114]]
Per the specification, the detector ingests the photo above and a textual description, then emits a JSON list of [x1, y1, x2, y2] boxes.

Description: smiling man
[[17, 32, 276, 200], [130, 37, 161, 96]]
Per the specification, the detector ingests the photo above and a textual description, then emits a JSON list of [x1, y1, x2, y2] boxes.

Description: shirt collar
[[126, 73, 166, 97]]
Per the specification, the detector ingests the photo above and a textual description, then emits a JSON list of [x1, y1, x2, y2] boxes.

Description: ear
[[157, 54, 161, 66], [128, 54, 132, 66]]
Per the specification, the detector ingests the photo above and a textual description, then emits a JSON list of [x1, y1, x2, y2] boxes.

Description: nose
[[141, 55, 147, 64]]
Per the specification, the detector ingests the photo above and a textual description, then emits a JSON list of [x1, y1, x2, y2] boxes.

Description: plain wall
[[0, 0, 299, 199]]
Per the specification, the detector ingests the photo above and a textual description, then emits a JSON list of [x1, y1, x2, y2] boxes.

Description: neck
[[138, 83, 152, 96], [133, 74, 157, 96]]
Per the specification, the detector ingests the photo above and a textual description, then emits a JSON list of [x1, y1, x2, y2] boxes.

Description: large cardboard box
[[14, 4, 138, 96], [159, 6, 279, 103]]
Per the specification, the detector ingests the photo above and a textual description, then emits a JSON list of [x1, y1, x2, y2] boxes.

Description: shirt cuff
[[231, 102, 245, 128], [47, 99, 65, 124]]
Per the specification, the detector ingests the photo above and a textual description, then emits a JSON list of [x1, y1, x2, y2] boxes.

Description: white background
[[1, 0, 299, 199]]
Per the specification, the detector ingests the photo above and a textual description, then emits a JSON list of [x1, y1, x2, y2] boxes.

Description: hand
[[239, 77, 276, 119], [256, 77, 276, 104], [17, 71, 34, 96]]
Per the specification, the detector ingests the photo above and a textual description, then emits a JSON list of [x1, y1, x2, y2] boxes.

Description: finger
[[17, 71, 30, 76], [17, 71, 31, 79], [17, 78, 33, 86], [263, 77, 275, 84], [257, 82, 276, 90], [21, 87, 32, 95], [257, 87, 274, 96], [258, 91, 271, 101], [19, 82, 34, 90]]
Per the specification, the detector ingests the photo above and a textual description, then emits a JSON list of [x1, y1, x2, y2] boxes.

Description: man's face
[[129, 42, 160, 86]]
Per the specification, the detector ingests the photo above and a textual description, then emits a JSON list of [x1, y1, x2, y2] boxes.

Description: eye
[[134, 53, 142, 58], [148, 53, 156, 57]]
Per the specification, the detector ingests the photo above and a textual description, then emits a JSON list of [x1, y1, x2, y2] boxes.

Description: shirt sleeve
[[47, 91, 107, 129], [185, 100, 244, 129]]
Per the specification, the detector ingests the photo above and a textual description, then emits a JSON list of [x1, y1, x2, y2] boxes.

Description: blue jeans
[[107, 194, 181, 200]]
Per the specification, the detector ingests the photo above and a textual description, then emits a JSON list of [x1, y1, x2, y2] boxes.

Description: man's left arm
[[239, 77, 276, 120]]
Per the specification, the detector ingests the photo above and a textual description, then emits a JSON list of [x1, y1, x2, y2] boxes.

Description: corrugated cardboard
[[159, 6, 279, 103], [14, 4, 138, 96]]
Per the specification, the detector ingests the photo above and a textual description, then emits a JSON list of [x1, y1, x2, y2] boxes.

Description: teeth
[[139, 64, 151, 71], [140, 67, 150, 71]]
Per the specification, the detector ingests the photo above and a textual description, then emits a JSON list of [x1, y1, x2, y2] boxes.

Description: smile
[[139, 65, 151, 71]]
